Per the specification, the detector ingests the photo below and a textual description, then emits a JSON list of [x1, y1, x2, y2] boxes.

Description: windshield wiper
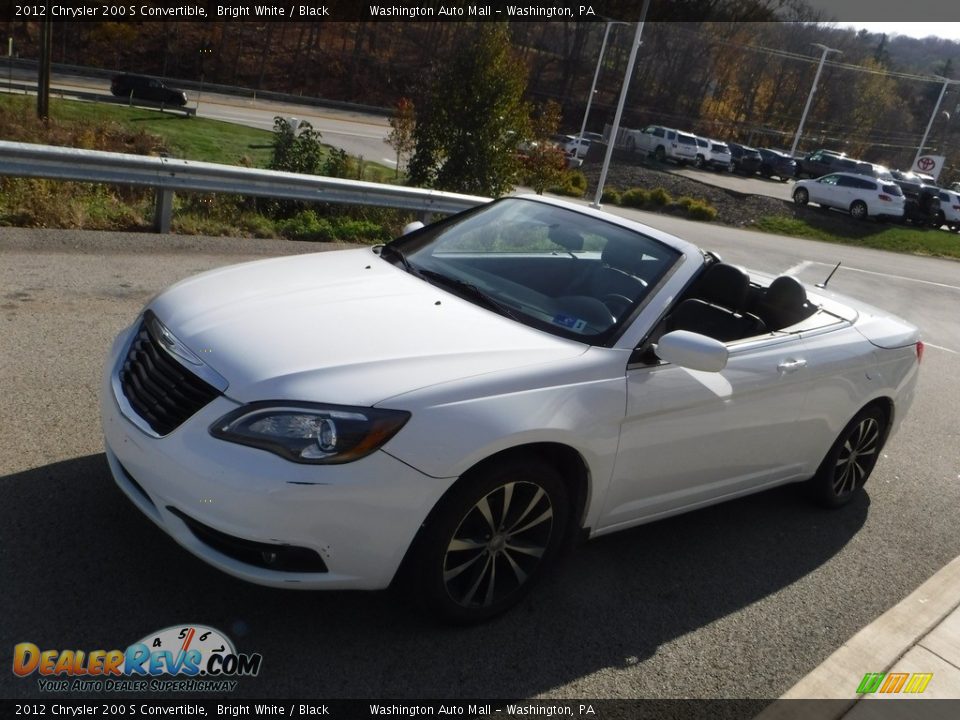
[[419, 269, 522, 320], [379, 244, 421, 277]]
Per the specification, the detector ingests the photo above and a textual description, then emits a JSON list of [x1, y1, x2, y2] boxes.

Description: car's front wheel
[[694, 155, 705, 169], [410, 457, 570, 623], [654, 146, 666, 163], [808, 405, 886, 508], [793, 188, 809, 206]]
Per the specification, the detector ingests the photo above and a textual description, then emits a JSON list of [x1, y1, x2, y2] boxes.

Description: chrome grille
[[118, 317, 220, 436]]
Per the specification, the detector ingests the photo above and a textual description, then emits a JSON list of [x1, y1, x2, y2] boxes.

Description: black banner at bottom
[[0, 698, 960, 720], [4, 699, 960, 720]]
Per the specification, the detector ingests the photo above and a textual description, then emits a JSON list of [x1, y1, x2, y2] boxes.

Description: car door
[[597, 333, 813, 532], [809, 174, 840, 206]]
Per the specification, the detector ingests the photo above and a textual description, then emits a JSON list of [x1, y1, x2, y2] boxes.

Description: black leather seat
[[666, 263, 767, 342]]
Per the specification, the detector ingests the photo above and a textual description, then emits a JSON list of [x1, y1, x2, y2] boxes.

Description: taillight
[[916, 340, 924, 364], [878, 194, 892, 201]]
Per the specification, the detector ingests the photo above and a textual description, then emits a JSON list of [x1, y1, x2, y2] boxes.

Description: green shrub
[[600, 189, 621, 205], [620, 188, 649, 208], [685, 200, 717, 221], [548, 169, 588, 197], [275, 210, 391, 243], [567, 170, 587, 192], [649, 187, 672, 206], [676, 196, 696, 209]]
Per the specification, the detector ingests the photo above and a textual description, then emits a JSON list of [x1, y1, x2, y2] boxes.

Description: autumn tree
[[386, 97, 416, 178], [407, 24, 530, 197], [524, 100, 567, 195]]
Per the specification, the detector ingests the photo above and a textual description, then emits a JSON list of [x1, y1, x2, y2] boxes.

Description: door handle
[[777, 358, 807, 374]]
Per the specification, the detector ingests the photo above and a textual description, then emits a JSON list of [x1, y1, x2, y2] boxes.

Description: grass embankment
[[0, 94, 403, 241], [754, 215, 960, 261]]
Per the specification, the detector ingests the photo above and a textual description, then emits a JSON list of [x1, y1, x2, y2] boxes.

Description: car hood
[[148, 248, 587, 406]]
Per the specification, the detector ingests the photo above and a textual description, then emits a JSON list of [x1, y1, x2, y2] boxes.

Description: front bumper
[[101, 324, 452, 590]]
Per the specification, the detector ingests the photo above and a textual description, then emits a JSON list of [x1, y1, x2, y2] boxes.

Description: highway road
[[2, 221, 958, 702], [1, 65, 395, 164]]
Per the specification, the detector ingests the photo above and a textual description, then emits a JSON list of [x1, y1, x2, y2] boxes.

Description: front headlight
[[210, 402, 410, 465]]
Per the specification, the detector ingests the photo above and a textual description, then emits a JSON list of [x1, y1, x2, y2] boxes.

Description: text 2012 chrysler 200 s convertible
[[101, 196, 921, 622]]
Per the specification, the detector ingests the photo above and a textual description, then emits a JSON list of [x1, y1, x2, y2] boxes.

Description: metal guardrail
[[0, 141, 490, 233]]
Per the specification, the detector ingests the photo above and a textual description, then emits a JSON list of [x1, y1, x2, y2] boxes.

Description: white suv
[[937, 189, 960, 231], [694, 137, 733, 171], [793, 172, 906, 220]]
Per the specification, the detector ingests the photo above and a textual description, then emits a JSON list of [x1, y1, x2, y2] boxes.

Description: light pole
[[914, 75, 958, 168], [789, 43, 841, 158], [576, 21, 628, 146], [592, 0, 651, 208]]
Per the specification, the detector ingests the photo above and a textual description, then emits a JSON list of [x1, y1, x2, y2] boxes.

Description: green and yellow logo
[[857, 672, 933, 694]]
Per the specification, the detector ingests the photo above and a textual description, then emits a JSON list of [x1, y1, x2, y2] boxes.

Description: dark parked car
[[890, 170, 942, 226], [110, 74, 188, 107], [728, 143, 763, 176], [757, 148, 797, 181], [795, 150, 858, 179]]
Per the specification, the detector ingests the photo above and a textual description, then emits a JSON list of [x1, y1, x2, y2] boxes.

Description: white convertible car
[[101, 196, 921, 622]]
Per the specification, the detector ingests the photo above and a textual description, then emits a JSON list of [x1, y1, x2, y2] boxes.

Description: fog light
[[261, 550, 279, 566]]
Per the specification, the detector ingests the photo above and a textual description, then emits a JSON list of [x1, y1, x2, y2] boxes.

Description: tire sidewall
[[411, 458, 570, 623], [808, 405, 886, 508]]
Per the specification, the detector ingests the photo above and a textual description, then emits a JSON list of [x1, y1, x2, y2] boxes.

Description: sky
[[839, 23, 960, 42]]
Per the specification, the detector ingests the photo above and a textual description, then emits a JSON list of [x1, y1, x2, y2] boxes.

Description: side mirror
[[402, 221, 425, 236], [655, 330, 728, 372]]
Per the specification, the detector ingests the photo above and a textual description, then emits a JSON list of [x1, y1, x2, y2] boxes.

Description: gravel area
[[582, 152, 793, 227]]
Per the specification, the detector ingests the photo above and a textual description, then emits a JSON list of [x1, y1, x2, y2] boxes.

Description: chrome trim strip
[[110, 311, 229, 438], [111, 317, 162, 438], [145, 310, 230, 392]]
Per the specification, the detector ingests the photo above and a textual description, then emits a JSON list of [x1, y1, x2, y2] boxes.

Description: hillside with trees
[[3, 11, 959, 178]]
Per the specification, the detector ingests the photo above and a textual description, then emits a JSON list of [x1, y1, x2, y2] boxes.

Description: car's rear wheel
[[808, 405, 886, 508], [410, 457, 570, 623], [850, 200, 868, 220], [694, 155, 705, 169], [793, 188, 809, 206]]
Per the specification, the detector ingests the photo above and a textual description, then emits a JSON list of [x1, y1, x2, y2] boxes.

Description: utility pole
[[37, 8, 52, 120], [914, 75, 957, 168], [577, 21, 628, 146], [592, 0, 651, 208], [789, 44, 841, 158]]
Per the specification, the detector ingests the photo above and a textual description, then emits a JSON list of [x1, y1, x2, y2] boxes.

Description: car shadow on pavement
[[0, 453, 868, 700]]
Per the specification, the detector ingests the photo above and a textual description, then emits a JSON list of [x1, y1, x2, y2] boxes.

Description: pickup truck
[[624, 125, 698, 165]]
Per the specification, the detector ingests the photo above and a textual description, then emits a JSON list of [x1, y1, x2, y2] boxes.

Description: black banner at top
[[4, 0, 960, 24]]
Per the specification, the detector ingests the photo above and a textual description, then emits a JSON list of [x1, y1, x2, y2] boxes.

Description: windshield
[[384, 198, 681, 344]]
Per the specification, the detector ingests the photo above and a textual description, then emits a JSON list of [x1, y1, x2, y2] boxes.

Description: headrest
[[696, 263, 750, 310], [548, 225, 584, 252], [766, 275, 807, 306], [601, 239, 645, 275]]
